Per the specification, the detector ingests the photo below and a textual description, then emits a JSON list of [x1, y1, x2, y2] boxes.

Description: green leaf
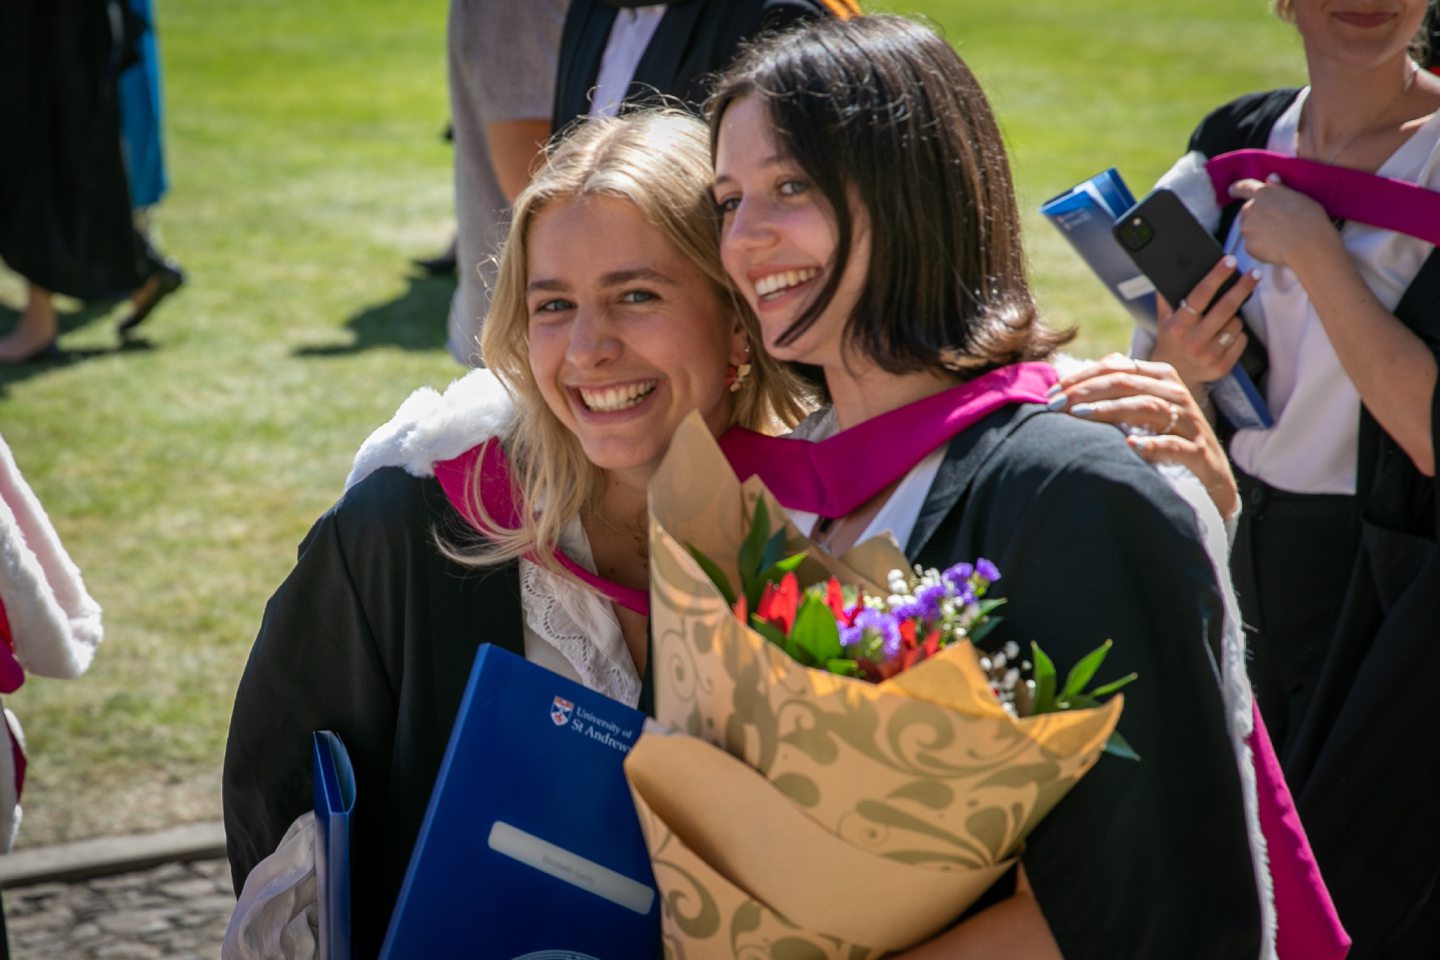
[[760, 526, 788, 579], [826, 658, 860, 677], [755, 552, 806, 591], [1060, 639, 1113, 702], [685, 543, 736, 607], [739, 499, 773, 606], [1031, 641, 1057, 714], [1103, 731, 1141, 762], [749, 618, 796, 659], [968, 617, 1001, 644], [973, 598, 1007, 617], [1088, 672, 1138, 699], [791, 594, 843, 664]]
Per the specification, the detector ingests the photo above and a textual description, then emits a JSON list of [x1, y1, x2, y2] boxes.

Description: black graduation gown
[[552, 0, 827, 132], [1189, 91, 1440, 958], [0, 0, 149, 299], [907, 406, 1261, 959], [222, 467, 528, 958]]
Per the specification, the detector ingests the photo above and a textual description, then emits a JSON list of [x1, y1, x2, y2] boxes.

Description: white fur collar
[[345, 368, 516, 492], [0, 435, 102, 680]]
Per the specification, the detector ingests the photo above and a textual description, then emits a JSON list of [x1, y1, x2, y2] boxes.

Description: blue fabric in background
[[118, 0, 168, 210]]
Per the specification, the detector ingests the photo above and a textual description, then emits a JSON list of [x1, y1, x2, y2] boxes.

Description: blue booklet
[[1041, 169, 1272, 430], [379, 644, 658, 960], [313, 730, 357, 960]]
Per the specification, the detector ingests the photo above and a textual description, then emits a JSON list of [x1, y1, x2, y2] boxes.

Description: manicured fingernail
[[1130, 435, 1151, 452], [1267, 172, 1283, 184], [1045, 382, 1062, 397], [1070, 402, 1097, 417], [1223, 255, 1237, 269], [1046, 393, 1069, 412], [1249, 268, 1262, 280]]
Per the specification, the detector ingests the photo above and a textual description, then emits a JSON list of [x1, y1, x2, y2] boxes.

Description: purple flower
[[953, 583, 976, 607], [839, 624, 863, 648], [855, 608, 902, 657], [890, 599, 928, 622], [915, 582, 949, 619], [941, 562, 974, 590], [975, 558, 1001, 584]]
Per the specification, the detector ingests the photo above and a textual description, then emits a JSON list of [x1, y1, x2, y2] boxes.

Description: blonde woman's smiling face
[[713, 95, 870, 370], [525, 194, 746, 486]]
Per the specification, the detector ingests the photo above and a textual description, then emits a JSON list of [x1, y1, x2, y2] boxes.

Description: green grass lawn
[[0, 0, 1302, 848]]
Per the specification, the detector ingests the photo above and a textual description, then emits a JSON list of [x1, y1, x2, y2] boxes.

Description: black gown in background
[[552, 0, 831, 132], [0, 0, 148, 300], [1189, 90, 1440, 959]]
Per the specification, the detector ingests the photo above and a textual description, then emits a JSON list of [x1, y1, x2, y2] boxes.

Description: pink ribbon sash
[[719, 362, 1058, 517], [434, 441, 650, 616], [1249, 705, 1351, 959], [1207, 149, 1440, 246]]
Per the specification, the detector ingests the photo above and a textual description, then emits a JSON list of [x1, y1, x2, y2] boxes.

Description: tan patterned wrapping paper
[[627, 415, 1123, 957]]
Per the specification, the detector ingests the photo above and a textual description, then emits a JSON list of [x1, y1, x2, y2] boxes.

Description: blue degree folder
[[312, 730, 357, 960], [1041, 169, 1272, 431], [378, 644, 659, 960]]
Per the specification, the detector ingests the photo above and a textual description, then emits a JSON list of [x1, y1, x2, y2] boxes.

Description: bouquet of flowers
[[624, 415, 1129, 959]]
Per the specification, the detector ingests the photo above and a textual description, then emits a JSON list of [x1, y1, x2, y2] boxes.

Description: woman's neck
[[582, 473, 652, 675], [1303, 53, 1427, 154], [824, 354, 958, 430]]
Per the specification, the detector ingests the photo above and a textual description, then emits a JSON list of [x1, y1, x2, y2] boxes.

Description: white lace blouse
[[519, 517, 642, 708]]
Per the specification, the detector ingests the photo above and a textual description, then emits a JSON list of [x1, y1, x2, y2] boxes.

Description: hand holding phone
[[1113, 189, 1267, 386]]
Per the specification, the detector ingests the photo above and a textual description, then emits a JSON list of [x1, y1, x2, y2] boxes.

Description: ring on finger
[[1129, 356, 1142, 374], [1164, 402, 1180, 435], [1217, 330, 1235, 348], [1178, 299, 1202, 317]]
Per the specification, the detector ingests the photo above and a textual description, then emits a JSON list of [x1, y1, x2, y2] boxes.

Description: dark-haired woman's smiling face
[[713, 95, 870, 369]]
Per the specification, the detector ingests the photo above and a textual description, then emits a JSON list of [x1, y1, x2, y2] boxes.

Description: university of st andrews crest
[[550, 696, 574, 726]]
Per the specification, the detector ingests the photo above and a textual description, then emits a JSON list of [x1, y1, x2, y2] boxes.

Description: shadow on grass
[[0, 300, 156, 397], [296, 272, 454, 357]]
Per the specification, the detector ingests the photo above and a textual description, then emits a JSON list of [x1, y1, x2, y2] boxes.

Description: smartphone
[[1113, 188, 1267, 383]]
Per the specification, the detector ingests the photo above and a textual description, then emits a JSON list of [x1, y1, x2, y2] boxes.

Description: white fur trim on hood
[[0, 435, 102, 679], [345, 368, 516, 493]]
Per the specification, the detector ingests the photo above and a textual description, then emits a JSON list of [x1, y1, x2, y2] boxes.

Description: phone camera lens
[[1117, 216, 1154, 252]]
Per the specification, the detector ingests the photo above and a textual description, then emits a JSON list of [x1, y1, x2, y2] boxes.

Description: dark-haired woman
[[1136, 2, 1440, 954], [710, 15, 1270, 958]]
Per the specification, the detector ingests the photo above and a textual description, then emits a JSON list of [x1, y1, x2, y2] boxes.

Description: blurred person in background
[[551, 0, 858, 132], [0, 0, 183, 364], [1135, 1, 1440, 954], [444, 0, 566, 367]]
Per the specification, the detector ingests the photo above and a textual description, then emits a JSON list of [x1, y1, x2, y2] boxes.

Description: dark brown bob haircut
[[708, 15, 1071, 378]]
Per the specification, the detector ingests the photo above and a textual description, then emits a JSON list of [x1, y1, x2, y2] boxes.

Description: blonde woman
[[221, 110, 809, 958]]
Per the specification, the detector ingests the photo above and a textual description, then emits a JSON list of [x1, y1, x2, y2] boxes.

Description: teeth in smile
[[754, 268, 820, 300], [578, 381, 657, 412]]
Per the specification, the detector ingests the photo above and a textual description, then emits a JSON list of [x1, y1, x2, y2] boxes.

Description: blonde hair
[[455, 110, 812, 577]]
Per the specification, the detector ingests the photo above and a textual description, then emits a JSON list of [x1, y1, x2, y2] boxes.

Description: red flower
[[756, 572, 801, 635], [824, 577, 846, 620]]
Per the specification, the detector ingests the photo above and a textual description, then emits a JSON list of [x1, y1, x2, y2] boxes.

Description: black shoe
[[412, 251, 457, 277], [118, 262, 185, 337]]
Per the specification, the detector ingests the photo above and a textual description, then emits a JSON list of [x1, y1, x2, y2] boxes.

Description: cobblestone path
[[3, 858, 232, 959]]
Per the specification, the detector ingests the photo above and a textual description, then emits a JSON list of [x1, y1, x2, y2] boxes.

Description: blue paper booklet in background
[[1041, 169, 1272, 430], [379, 644, 658, 960], [313, 730, 356, 960]]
